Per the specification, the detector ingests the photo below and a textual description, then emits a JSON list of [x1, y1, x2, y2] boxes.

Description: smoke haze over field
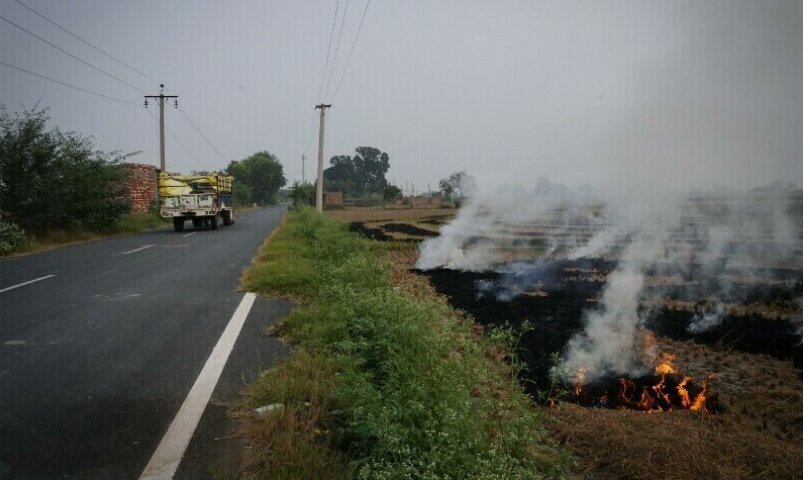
[[0, 0, 801, 189], [417, 186, 802, 380]]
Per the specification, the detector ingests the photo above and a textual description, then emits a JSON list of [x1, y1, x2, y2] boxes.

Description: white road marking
[[181, 232, 196, 237], [0, 275, 55, 294], [139, 293, 257, 480], [122, 245, 155, 255]]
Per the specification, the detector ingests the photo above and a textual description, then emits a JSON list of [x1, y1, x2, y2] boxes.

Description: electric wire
[[305, 0, 340, 154], [324, 0, 351, 101], [315, 0, 342, 105], [302, 0, 342, 164], [0, 60, 142, 106], [176, 106, 229, 164], [13, 0, 161, 87], [330, 0, 372, 103], [145, 106, 212, 171], [0, 15, 147, 94]]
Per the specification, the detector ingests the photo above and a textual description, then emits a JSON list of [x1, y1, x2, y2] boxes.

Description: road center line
[[122, 245, 155, 255], [181, 232, 196, 237], [0, 275, 55, 294], [139, 292, 257, 480]]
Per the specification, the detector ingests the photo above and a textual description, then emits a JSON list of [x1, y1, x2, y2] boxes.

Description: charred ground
[[418, 259, 801, 396]]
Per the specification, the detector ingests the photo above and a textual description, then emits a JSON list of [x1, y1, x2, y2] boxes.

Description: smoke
[[417, 182, 802, 383], [416, 180, 601, 271], [563, 266, 647, 378], [687, 303, 726, 334]]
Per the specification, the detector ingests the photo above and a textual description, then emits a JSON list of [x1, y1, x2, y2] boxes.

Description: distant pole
[[301, 154, 306, 184], [315, 103, 331, 212], [144, 84, 178, 172]]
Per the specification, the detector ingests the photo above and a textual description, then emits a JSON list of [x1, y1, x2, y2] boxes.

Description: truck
[[158, 173, 235, 232]]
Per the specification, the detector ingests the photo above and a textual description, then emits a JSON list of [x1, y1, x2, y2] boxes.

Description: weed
[[242, 208, 569, 479]]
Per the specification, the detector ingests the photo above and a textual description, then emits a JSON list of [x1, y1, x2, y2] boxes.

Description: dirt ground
[[333, 206, 803, 480], [326, 205, 457, 223]]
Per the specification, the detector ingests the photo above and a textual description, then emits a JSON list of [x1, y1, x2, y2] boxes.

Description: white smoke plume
[[687, 303, 726, 334]]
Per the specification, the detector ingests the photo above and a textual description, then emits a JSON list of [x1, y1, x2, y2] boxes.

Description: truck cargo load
[[158, 173, 235, 232]]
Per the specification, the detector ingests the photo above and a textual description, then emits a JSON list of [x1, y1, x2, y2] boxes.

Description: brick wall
[[407, 197, 441, 207], [323, 191, 343, 205], [125, 163, 158, 214]]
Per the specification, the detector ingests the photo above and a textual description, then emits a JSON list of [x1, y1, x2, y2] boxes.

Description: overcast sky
[[0, 0, 801, 192]]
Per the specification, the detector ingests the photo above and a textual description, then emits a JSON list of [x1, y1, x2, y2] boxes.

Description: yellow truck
[[158, 174, 235, 232]]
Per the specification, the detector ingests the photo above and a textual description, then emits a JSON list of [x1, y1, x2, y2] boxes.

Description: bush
[[0, 220, 27, 254], [0, 105, 133, 233], [288, 181, 316, 209]]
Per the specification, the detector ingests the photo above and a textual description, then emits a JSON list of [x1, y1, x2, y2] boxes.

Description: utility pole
[[314, 103, 331, 212], [144, 84, 178, 173], [301, 154, 307, 184]]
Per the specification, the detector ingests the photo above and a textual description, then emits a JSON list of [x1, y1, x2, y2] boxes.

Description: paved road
[[0, 206, 290, 480]]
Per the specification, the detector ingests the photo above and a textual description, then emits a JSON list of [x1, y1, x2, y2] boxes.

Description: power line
[[303, 0, 342, 160], [13, 0, 161, 87], [0, 15, 147, 94], [0, 60, 142, 106], [330, 0, 372, 103], [324, 0, 351, 99], [315, 0, 342, 104], [176, 106, 229, 164], [145, 106, 212, 171]]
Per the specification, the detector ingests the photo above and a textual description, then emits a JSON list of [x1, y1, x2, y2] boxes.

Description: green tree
[[288, 181, 316, 208], [439, 171, 477, 199], [0, 104, 132, 232], [226, 151, 286, 205], [382, 184, 402, 206], [323, 146, 390, 197]]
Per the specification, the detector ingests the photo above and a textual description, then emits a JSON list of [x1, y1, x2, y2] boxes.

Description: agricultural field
[[336, 191, 803, 480]]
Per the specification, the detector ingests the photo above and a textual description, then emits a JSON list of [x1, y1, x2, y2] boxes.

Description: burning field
[[344, 191, 803, 479]]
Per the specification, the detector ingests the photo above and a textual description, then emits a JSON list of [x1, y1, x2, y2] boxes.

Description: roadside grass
[[2, 213, 169, 257], [241, 208, 569, 480]]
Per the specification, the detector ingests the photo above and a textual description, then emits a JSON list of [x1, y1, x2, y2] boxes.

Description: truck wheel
[[173, 217, 185, 232], [223, 212, 232, 226], [211, 214, 219, 230]]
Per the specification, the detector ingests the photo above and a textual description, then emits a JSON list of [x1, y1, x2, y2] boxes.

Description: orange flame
[[655, 352, 678, 375]]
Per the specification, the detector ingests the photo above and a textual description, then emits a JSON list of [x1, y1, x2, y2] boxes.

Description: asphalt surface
[[0, 206, 291, 480]]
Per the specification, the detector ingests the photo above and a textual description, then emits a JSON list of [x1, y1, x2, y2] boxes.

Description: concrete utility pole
[[144, 84, 178, 172], [301, 154, 307, 184], [314, 103, 331, 212]]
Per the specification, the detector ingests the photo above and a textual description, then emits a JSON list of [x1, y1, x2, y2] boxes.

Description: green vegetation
[[439, 171, 477, 199], [226, 151, 287, 205], [0, 105, 133, 235], [323, 146, 394, 198], [287, 181, 316, 208], [241, 208, 568, 479], [0, 104, 171, 256]]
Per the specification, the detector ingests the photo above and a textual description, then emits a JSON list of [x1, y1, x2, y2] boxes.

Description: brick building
[[124, 163, 159, 213], [323, 191, 343, 206]]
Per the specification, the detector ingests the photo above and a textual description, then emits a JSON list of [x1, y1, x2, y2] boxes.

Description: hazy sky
[[0, 0, 801, 192]]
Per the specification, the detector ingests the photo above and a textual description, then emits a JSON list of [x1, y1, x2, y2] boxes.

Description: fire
[[654, 352, 678, 375], [569, 348, 716, 413], [572, 367, 588, 397]]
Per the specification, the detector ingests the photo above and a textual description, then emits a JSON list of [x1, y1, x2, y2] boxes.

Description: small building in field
[[407, 196, 441, 207], [124, 163, 159, 213], [323, 191, 343, 206]]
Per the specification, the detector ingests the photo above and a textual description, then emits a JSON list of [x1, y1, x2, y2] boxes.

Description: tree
[[0, 104, 132, 232], [288, 181, 316, 208], [382, 184, 402, 206], [439, 171, 477, 199], [323, 146, 390, 197], [226, 151, 286, 205]]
